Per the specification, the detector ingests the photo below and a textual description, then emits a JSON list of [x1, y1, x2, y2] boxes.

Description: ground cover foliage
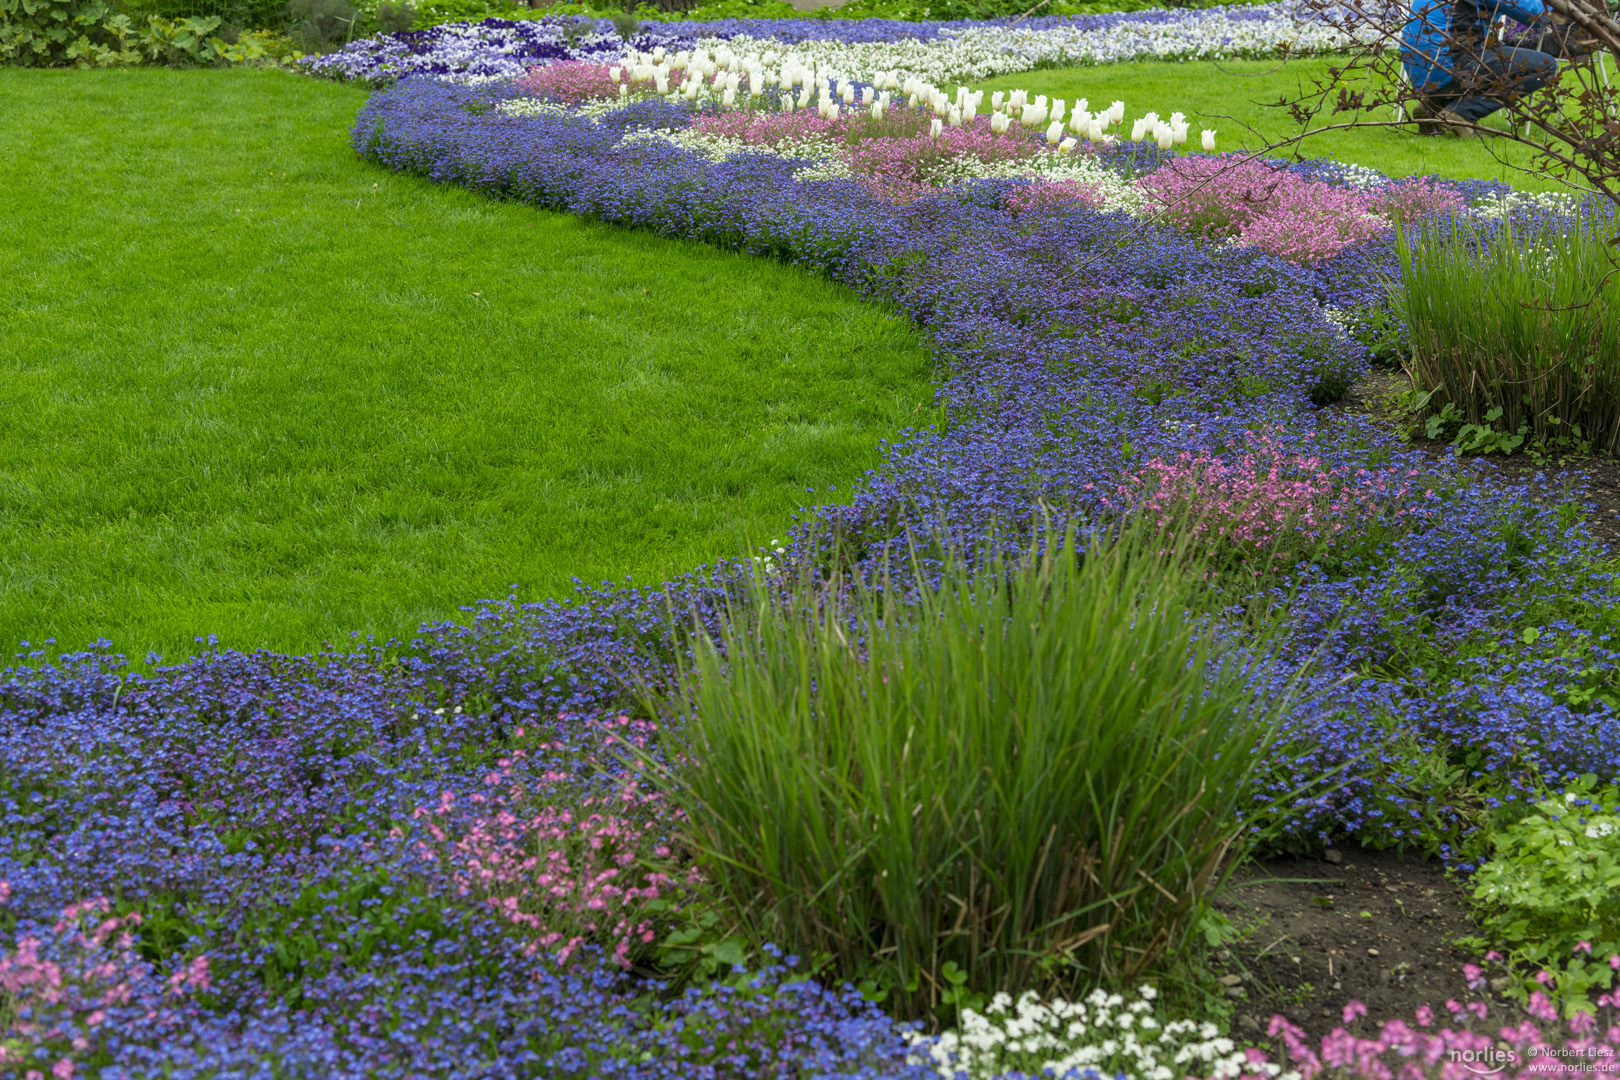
[[0, 67, 932, 661], [5, 9, 1620, 1079]]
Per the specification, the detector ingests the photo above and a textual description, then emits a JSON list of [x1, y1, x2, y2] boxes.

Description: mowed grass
[[0, 67, 934, 664], [977, 56, 1609, 191]]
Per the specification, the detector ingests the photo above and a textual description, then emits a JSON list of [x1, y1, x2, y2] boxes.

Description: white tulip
[[1075, 97, 1088, 114], [1059, 136, 1077, 152], [748, 69, 763, 96], [828, 102, 839, 121], [1109, 101, 1125, 123], [722, 86, 735, 108], [991, 90, 1004, 110], [929, 116, 942, 138], [1154, 122, 1174, 150], [618, 84, 628, 99], [1130, 119, 1147, 141], [609, 66, 621, 83], [1045, 119, 1064, 143], [1201, 129, 1217, 152], [1087, 118, 1105, 141], [654, 74, 668, 94], [862, 86, 874, 106], [1050, 98, 1065, 123], [908, 93, 919, 108], [1171, 120, 1188, 146], [948, 106, 962, 127], [652, 45, 665, 62], [871, 100, 884, 121]]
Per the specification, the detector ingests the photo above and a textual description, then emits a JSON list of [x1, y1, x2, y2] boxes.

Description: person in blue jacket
[[1401, 0, 1560, 134]]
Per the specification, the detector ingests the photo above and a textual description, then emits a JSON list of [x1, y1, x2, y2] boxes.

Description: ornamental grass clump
[[653, 527, 1294, 1022], [1394, 209, 1620, 454]]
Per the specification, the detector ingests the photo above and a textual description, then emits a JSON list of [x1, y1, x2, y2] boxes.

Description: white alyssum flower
[[906, 986, 1300, 1080]]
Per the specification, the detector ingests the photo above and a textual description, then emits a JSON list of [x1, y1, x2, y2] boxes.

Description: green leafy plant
[[284, 0, 358, 52], [0, 0, 138, 65], [1392, 212, 1620, 454], [1451, 405, 1529, 457], [646, 524, 1302, 1023], [372, 0, 412, 30], [1464, 781, 1620, 1014]]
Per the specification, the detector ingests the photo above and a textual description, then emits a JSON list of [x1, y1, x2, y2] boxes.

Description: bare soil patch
[[1211, 842, 1484, 1043]]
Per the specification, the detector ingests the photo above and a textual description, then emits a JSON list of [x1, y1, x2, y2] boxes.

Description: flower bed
[[3, 16, 1620, 1078], [303, 1, 1377, 85]]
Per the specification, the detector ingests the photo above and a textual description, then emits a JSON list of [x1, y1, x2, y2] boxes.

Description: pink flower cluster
[[689, 108, 1044, 201], [515, 61, 621, 104], [1141, 158, 1464, 264], [1002, 178, 1107, 215], [1111, 432, 1431, 568], [410, 718, 699, 969], [0, 893, 213, 1080], [1226, 951, 1620, 1080]]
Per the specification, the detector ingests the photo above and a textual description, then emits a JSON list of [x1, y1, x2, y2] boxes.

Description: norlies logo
[[1448, 1047, 1518, 1075]]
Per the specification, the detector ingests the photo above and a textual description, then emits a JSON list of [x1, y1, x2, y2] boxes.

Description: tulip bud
[[618, 84, 628, 99], [1201, 129, 1216, 152]]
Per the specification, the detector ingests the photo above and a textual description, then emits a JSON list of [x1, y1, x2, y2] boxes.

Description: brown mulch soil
[[1210, 843, 1488, 1043]]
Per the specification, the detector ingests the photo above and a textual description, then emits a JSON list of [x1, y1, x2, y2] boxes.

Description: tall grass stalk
[[1394, 209, 1620, 452], [652, 527, 1294, 1021]]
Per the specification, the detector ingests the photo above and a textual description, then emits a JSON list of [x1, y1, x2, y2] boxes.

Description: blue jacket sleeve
[[1483, 0, 1550, 25]]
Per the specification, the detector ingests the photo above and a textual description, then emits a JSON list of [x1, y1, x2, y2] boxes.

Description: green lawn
[[0, 67, 934, 664], [977, 56, 1604, 191]]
